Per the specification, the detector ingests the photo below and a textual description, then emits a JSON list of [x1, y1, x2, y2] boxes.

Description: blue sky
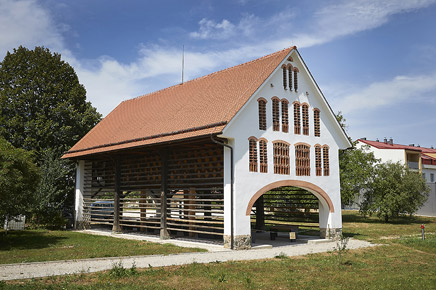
[[1, 0, 436, 147]]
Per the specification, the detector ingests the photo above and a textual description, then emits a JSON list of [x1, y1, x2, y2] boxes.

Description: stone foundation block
[[224, 235, 251, 250], [320, 228, 342, 240]]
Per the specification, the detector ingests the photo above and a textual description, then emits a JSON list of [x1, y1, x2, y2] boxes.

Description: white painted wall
[[221, 50, 348, 237], [356, 142, 406, 164], [75, 160, 85, 228], [423, 165, 436, 182]]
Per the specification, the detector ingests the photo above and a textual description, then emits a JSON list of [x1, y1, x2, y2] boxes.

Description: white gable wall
[[221, 50, 347, 246]]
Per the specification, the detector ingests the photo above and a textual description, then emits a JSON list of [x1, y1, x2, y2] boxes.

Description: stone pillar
[[74, 160, 85, 229]]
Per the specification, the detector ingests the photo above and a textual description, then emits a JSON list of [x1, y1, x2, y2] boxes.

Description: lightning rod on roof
[[181, 45, 185, 84]]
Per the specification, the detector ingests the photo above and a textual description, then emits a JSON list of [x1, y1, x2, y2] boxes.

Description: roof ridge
[[129, 46, 296, 102]]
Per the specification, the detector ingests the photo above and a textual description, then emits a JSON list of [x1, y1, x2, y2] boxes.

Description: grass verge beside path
[[3, 236, 436, 289], [2, 212, 436, 289], [0, 230, 205, 264]]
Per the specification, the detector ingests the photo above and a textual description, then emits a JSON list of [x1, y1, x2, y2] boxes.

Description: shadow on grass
[[341, 231, 363, 239], [0, 230, 68, 251]]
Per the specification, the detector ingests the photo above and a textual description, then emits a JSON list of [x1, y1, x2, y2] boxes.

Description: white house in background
[[64, 46, 352, 249], [357, 138, 436, 181], [357, 138, 436, 216]]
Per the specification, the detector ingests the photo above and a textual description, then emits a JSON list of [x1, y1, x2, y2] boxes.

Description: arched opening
[[246, 180, 334, 245]]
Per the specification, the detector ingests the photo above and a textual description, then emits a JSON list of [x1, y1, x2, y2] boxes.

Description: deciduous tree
[[0, 46, 101, 226], [0, 138, 39, 229], [339, 143, 379, 205], [336, 112, 380, 206], [0, 46, 101, 157], [360, 162, 430, 222]]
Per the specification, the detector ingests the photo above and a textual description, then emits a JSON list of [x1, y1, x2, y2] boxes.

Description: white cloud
[[338, 73, 436, 114], [188, 0, 436, 48], [189, 10, 294, 42], [294, 0, 436, 47], [0, 0, 64, 56], [190, 18, 236, 40]]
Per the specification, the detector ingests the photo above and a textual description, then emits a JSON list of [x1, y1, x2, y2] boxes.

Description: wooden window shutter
[[259, 140, 268, 173], [282, 65, 287, 90], [314, 109, 320, 137], [293, 68, 298, 92], [273, 141, 290, 175], [323, 146, 329, 176], [281, 100, 289, 133], [258, 99, 267, 130], [294, 102, 301, 134], [272, 98, 280, 131], [302, 104, 309, 136], [295, 144, 310, 176], [315, 145, 322, 176], [249, 138, 258, 172]]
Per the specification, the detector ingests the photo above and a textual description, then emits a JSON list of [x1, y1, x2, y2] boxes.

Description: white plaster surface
[[0, 230, 375, 281], [357, 142, 405, 164], [74, 160, 85, 227], [221, 49, 349, 236]]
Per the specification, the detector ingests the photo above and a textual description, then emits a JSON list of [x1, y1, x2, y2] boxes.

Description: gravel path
[[0, 238, 375, 281]]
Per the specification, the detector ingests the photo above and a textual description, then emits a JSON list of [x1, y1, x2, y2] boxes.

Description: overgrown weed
[[108, 261, 138, 279]]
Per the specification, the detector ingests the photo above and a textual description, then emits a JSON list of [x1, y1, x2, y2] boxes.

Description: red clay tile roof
[[359, 139, 436, 154], [63, 47, 295, 158]]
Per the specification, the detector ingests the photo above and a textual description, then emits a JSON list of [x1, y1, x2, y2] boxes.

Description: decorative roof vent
[[389, 138, 393, 145], [409, 144, 415, 147], [384, 137, 388, 144], [361, 137, 367, 140]]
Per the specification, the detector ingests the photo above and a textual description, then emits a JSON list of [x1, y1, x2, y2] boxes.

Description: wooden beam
[[160, 149, 169, 239], [140, 190, 147, 232], [112, 156, 121, 232], [188, 188, 196, 237]]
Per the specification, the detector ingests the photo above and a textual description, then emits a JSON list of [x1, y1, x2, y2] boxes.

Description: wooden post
[[160, 150, 169, 239], [140, 190, 147, 232], [255, 195, 265, 230], [112, 156, 121, 232], [204, 192, 212, 221], [188, 188, 196, 237]]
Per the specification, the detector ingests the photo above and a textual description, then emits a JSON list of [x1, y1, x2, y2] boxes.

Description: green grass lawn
[[0, 230, 205, 264], [342, 210, 436, 241], [2, 211, 436, 289]]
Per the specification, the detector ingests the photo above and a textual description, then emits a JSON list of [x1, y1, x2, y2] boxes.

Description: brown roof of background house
[[63, 46, 295, 158]]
